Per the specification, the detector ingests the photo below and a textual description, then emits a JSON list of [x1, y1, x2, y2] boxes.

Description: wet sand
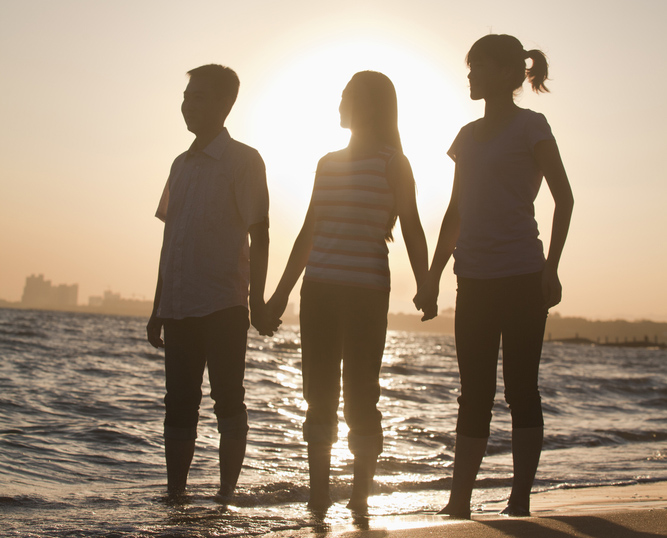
[[262, 481, 667, 537]]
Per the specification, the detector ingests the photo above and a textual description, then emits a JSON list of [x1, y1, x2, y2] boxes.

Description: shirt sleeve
[[155, 179, 169, 222], [447, 125, 469, 162], [526, 112, 555, 150], [155, 154, 186, 222], [235, 149, 270, 229]]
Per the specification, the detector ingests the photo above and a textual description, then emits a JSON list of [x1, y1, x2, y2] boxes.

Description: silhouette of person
[[414, 35, 574, 518], [267, 71, 433, 513], [146, 64, 278, 501]]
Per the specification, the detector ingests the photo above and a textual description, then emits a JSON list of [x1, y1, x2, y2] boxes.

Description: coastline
[[262, 481, 667, 537], [2, 304, 666, 346]]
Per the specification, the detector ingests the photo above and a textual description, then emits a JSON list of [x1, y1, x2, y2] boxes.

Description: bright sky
[[1, 0, 665, 321]]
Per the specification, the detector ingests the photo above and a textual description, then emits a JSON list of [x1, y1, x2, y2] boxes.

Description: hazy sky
[[1, 0, 666, 321]]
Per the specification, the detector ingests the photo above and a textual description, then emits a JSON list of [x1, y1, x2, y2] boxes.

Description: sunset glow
[[1, 1, 666, 320]]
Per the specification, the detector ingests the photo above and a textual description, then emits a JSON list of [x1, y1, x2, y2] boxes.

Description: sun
[[241, 37, 472, 226], [234, 34, 476, 311]]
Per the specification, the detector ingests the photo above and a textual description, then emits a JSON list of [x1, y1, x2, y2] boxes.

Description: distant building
[[88, 290, 152, 316], [21, 274, 78, 309]]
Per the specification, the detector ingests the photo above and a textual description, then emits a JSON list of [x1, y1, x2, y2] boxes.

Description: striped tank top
[[303, 146, 396, 291]]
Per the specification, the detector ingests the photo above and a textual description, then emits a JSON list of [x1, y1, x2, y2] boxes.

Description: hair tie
[[523, 50, 531, 60]]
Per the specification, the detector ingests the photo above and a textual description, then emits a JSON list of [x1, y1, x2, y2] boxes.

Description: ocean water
[[1, 307, 665, 537]]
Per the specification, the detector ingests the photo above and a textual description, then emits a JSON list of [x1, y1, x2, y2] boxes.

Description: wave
[[1, 308, 666, 536]]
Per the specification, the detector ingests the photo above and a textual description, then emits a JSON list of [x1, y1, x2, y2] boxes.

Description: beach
[[262, 482, 667, 537], [2, 308, 666, 537]]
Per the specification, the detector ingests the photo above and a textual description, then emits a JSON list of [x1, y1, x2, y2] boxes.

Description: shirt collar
[[187, 128, 231, 160]]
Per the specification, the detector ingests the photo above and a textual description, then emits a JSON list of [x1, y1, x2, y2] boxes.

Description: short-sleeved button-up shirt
[[155, 128, 269, 319]]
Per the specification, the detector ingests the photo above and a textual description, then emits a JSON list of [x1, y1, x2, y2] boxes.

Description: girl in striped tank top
[[268, 71, 432, 513]]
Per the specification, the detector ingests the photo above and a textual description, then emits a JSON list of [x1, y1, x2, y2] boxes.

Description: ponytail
[[524, 49, 549, 93], [467, 34, 551, 94]]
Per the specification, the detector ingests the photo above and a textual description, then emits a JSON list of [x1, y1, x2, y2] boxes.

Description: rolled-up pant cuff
[[348, 432, 383, 456], [218, 409, 249, 440], [164, 424, 197, 440], [303, 422, 338, 446]]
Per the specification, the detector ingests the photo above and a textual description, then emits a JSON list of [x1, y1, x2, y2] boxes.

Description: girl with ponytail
[[415, 34, 574, 518]]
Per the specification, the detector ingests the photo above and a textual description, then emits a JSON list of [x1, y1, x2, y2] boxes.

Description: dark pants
[[455, 272, 547, 438], [300, 281, 389, 455], [163, 306, 249, 441]]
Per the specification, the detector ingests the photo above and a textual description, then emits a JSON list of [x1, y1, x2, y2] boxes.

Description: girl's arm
[[413, 170, 461, 320], [266, 203, 316, 322], [267, 157, 327, 323], [534, 138, 574, 309], [388, 154, 433, 319]]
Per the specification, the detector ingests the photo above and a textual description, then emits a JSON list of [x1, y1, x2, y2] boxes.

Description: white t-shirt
[[155, 128, 269, 319], [448, 108, 554, 279]]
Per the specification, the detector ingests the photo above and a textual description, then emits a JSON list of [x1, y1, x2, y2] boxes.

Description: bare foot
[[346, 497, 368, 515], [500, 503, 530, 517], [437, 503, 471, 519], [214, 483, 234, 505], [307, 493, 332, 513]]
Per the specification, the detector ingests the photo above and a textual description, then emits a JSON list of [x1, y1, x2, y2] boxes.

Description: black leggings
[[455, 272, 547, 438]]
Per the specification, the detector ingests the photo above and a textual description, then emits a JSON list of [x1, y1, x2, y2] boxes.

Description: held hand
[[146, 315, 164, 349], [251, 303, 282, 337], [420, 300, 439, 322], [414, 277, 439, 322], [266, 291, 289, 322], [542, 264, 563, 310]]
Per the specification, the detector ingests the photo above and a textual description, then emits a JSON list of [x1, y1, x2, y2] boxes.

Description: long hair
[[348, 71, 405, 241], [349, 71, 403, 152], [466, 34, 550, 93]]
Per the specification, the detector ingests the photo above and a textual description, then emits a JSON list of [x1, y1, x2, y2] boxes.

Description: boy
[[147, 64, 276, 501]]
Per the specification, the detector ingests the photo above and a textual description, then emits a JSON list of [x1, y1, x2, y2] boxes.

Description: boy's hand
[[146, 315, 164, 348]]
